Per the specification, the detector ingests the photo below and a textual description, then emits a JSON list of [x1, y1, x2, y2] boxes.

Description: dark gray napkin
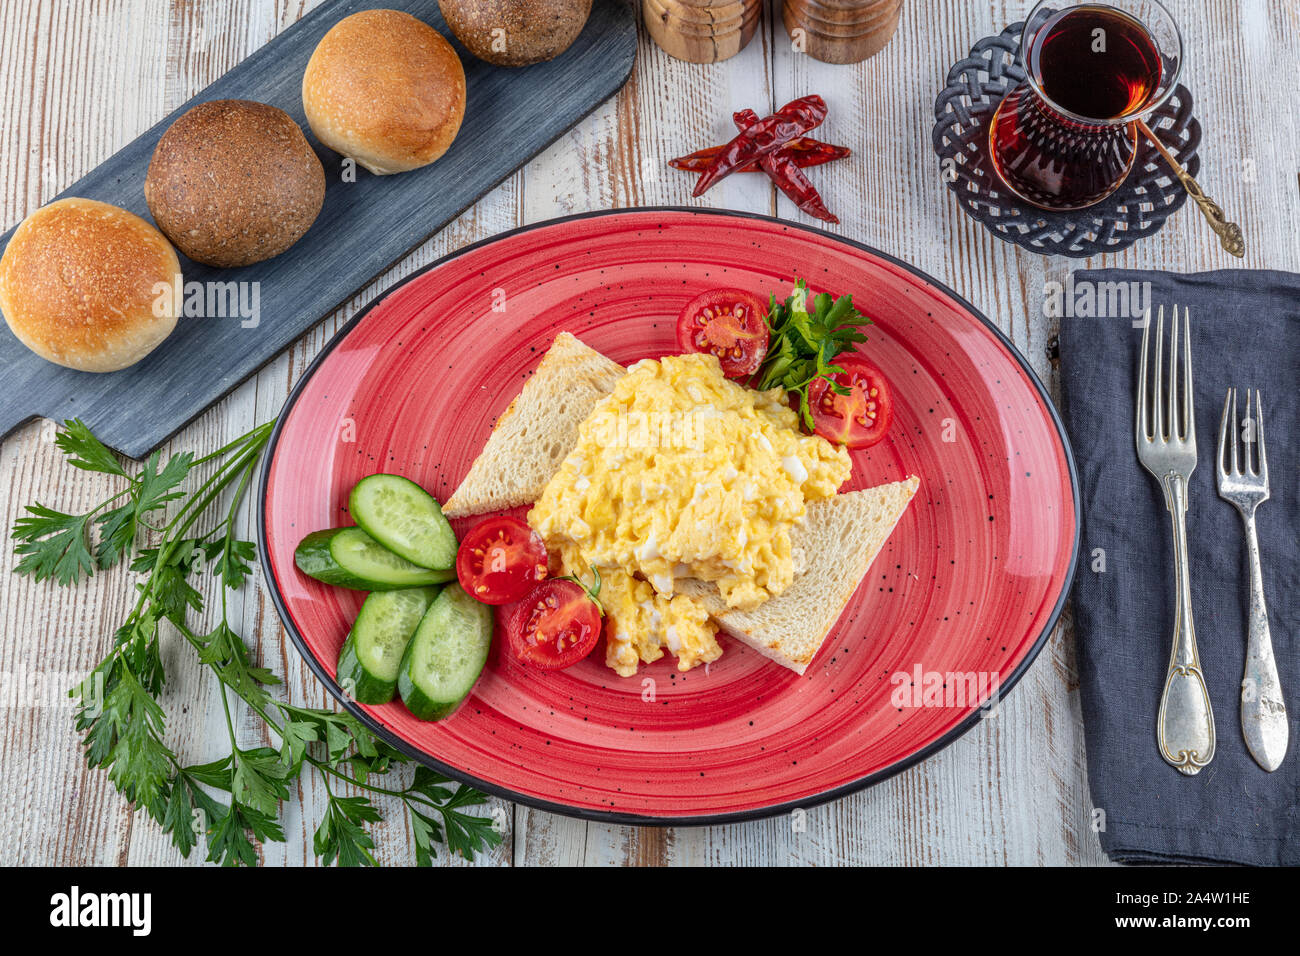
[[1059, 268, 1299, 866]]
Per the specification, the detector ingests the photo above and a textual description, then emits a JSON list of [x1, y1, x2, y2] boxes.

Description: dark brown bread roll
[[439, 0, 592, 67], [145, 99, 325, 267]]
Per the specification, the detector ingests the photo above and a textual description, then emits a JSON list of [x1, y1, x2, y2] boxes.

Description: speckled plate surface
[[257, 208, 1079, 823]]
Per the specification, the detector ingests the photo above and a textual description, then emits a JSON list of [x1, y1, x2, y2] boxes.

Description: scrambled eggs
[[528, 352, 851, 676]]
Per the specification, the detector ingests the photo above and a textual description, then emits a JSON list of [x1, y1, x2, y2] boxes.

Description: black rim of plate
[[256, 206, 1083, 827]]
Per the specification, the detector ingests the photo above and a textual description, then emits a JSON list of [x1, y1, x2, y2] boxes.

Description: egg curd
[[527, 352, 852, 677]]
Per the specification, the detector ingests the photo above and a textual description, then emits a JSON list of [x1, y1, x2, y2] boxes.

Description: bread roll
[[302, 10, 466, 175], [0, 198, 182, 372], [145, 99, 325, 267], [438, 0, 592, 67]]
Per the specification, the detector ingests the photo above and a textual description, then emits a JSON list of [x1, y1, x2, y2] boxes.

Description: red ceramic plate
[[258, 209, 1079, 823]]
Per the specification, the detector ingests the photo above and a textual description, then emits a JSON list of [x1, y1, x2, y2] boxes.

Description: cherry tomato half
[[808, 354, 894, 449], [455, 516, 548, 605], [675, 288, 771, 378], [504, 579, 603, 669]]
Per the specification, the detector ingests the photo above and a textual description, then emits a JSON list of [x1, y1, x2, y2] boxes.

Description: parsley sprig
[[751, 279, 872, 431], [13, 420, 503, 866]]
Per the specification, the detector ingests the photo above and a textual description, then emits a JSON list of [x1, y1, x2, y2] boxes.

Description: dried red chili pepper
[[691, 94, 828, 196], [668, 138, 849, 173], [734, 109, 839, 224], [763, 154, 839, 223]]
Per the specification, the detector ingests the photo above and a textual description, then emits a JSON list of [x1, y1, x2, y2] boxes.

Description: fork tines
[[1137, 304, 1195, 448], [1218, 388, 1269, 488]]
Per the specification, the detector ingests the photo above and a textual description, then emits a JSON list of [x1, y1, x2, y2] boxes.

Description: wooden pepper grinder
[[783, 0, 904, 65], [644, 0, 762, 64]]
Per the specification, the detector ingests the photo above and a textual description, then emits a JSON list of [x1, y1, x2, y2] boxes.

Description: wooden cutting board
[[0, 0, 636, 459]]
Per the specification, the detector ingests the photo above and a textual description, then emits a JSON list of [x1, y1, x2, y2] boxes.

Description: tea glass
[[989, 0, 1184, 210]]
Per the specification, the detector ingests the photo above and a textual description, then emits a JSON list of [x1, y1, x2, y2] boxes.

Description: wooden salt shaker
[[644, 0, 761, 64], [783, 0, 904, 64]]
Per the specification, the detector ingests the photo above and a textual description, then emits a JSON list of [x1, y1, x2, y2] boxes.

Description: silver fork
[[1136, 305, 1215, 775], [1217, 389, 1289, 771]]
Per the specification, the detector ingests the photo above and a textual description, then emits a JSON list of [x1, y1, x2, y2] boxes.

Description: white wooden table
[[2, 0, 1297, 866]]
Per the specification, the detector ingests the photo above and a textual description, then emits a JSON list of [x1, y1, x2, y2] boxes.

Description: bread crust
[[0, 197, 181, 372], [302, 9, 466, 175]]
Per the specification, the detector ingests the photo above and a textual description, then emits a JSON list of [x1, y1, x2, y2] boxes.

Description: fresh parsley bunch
[[12, 420, 502, 866], [751, 279, 872, 430]]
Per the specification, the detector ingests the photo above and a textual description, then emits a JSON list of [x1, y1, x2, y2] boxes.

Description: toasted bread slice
[[675, 477, 919, 674], [443, 332, 626, 518]]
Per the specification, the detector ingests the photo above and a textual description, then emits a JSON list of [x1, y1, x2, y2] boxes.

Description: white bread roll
[[0, 198, 182, 373], [302, 9, 467, 175]]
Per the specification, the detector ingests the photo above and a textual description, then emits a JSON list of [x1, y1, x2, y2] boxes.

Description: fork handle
[[1157, 475, 1216, 775], [1239, 511, 1289, 771]]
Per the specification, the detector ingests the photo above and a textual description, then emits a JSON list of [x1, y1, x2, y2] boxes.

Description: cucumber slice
[[398, 584, 494, 721], [295, 527, 454, 591], [337, 587, 439, 704], [349, 474, 456, 571]]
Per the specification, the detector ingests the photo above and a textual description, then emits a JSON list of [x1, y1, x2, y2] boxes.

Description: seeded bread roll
[[144, 99, 325, 267], [0, 198, 182, 372], [302, 9, 466, 175]]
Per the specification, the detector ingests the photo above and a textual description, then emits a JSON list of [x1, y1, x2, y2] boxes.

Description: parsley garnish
[[751, 279, 872, 432], [14, 420, 503, 866]]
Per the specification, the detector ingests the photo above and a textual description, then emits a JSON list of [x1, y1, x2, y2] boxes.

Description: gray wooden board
[[0, 0, 636, 459]]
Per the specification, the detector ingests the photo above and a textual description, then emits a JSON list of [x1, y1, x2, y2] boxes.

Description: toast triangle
[[443, 332, 625, 517], [675, 478, 919, 674]]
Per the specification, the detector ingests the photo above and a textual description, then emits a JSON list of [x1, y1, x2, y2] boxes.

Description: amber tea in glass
[[990, 1, 1183, 210]]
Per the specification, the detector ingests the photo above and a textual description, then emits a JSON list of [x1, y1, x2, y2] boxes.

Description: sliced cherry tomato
[[808, 354, 893, 449], [504, 579, 602, 669], [455, 516, 548, 605], [675, 288, 770, 378]]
